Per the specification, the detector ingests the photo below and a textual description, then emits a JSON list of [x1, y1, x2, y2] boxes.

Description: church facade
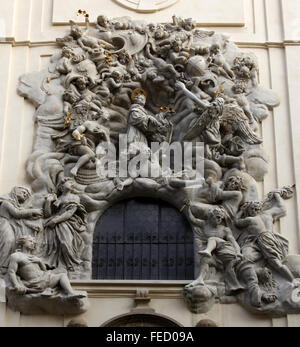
[[0, 0, 300, 327]]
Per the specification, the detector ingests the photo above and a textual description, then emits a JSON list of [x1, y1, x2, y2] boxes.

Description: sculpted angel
[[175, 81, 224, 146], [207, 43, 235, 80], [70, 120, 110, 177], [68, 20, 114, 53], [47, 46, 74, 83]]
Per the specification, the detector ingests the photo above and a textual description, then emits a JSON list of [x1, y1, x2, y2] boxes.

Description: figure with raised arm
[[235, 187, 296, 286], [187, 206, 243, 295], [70, 120, 110, 177], [175, 81, 224, 146]]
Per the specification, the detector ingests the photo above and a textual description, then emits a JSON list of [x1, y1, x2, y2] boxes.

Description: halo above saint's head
[[131, 88, 147, 102]]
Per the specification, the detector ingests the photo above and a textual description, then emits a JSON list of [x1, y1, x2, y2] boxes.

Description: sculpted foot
[[226, 285, 244, 296], [41, 288, 54, 297], [68, 291, 87, 299], [199, 250, 212, 258], [292, 279, 300, 288], [186, 279, 205, 288], [250, 288, 262, 308], [262, 293, 277, 304]]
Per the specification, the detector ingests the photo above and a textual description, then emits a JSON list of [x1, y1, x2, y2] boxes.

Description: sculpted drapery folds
[[42, 178, 87, 272], [0, 14, 298, 316], [0, 187, 43, 273]]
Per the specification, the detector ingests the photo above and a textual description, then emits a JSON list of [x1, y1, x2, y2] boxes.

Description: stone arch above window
[[101, 312, 183, 327]]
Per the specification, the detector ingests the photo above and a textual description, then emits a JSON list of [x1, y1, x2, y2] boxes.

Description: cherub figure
[[72, 97, 109, 125], [187, 206, 243, 295], [70, 120, 110, 177], [232, 79, 256, 125], [47, 46, 74, 83], [208, 43, 235, 80], [95, 15, 112, 33], [69, 20, 114, 54], [176, 80, 224, 146], [98, 68, 125, 98], [98, 67, 140, 108], [232, 54, 258, 88]]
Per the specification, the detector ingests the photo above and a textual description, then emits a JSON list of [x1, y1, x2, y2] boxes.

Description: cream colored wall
[[0, 0, 300, 327]]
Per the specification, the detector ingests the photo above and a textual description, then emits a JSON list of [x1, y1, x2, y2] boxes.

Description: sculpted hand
[[14, 284, 27, 295], [81, 137, 88, 146], [175, 81, 186, 91], [46, 193, 57, 203], [44, 219, 56, 228], [31, 209, 43, 219], [210, 184, 219, 197]]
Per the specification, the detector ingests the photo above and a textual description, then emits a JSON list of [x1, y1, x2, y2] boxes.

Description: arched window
[[101, 312, 183, 327], [92, 197, 194, 280]]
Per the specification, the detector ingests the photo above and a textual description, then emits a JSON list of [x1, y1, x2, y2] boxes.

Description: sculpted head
[[75, 76, 88, 91], [111, 69, 123, 83], [148, 23, 156, 32], [131, 89, 147, 106], [17, 235, 36, 251], [11, 186, 31, 204], [172, 39, 182, 52], [242, 201, 263, 217], [208, 207, 227, 226], [70, 24, 83, 39], [183, 18, 196, 31], [154, 26, 166, 40], [183, 284, 215, 314], [224, 176, 245, 192], [97, 15, 108, 28], [62, 47, 74, 58], [58, 177, 75, 194], [207, 97, 224, 118], [233, 80, 247, 94], [210, 43, 221, 54], [63, 86, 81, 104], [147, 69, 157, 80]]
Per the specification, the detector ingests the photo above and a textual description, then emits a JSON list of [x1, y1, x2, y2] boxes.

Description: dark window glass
[[92, 198, 194, 280]]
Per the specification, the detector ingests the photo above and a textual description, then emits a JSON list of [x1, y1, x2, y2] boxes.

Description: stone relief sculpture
[[0, 13, 298, 317], [6, 235, 88, 315]]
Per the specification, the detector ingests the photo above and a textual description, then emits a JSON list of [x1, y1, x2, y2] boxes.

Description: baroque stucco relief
[[0, 13, 299, 317]]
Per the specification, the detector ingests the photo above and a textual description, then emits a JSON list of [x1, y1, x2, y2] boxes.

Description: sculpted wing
[[221, 104, 262, 145]]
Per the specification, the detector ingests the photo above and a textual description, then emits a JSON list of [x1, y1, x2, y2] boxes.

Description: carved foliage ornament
[[0, 14, 299, 317]]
